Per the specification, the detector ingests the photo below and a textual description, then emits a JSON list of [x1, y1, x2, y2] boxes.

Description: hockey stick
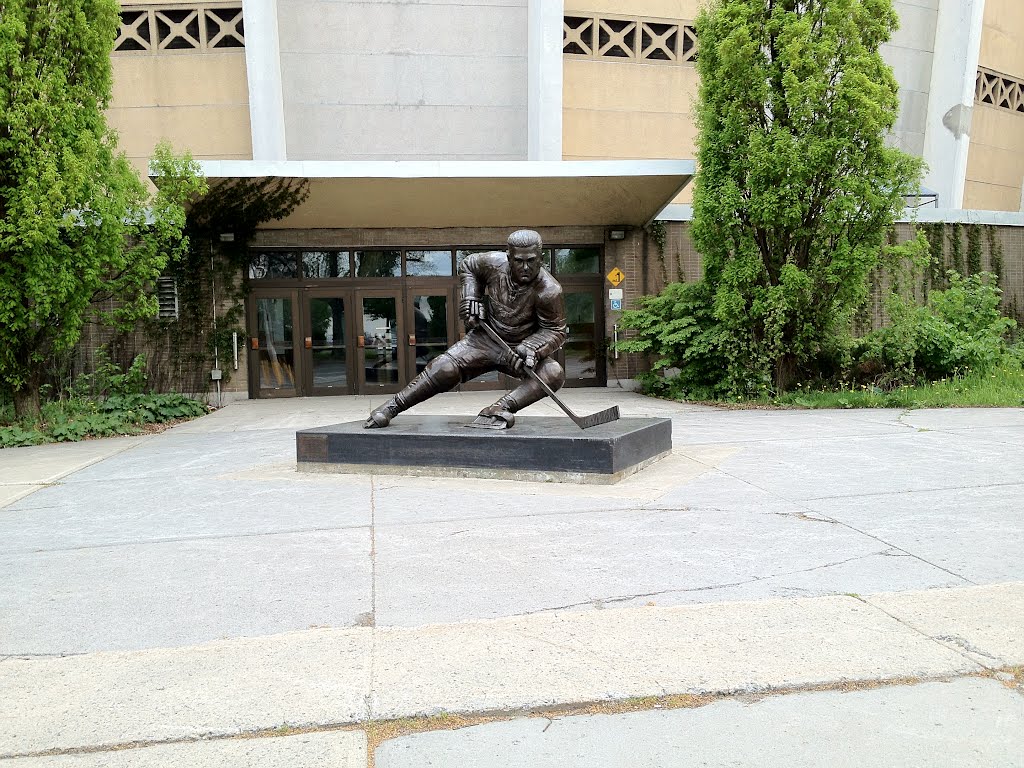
[[478, 321, 620, 430]]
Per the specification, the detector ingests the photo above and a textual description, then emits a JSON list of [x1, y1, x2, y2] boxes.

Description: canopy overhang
[[184, 160, 695, 230]]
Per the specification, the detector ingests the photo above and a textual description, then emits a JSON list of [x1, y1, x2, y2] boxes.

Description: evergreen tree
[[0, 0, 204, 416], [692, 0, 923, 393]]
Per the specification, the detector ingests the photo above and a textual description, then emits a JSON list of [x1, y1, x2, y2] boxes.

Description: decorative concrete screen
[[976, 68, 1024, 114], [115, 5, 244, 53], [563, 14, 697, 64]]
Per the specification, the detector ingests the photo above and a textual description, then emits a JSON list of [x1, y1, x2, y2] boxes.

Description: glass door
[[250, 291, 300, 398], [559, 286, 605, 387], [356, 291, 405, 394], [406, 289, 455, 378], [303, 290, 354, 396]]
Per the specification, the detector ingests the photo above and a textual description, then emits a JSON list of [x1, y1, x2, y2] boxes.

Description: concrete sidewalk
[[1, 391, 1022, 765]]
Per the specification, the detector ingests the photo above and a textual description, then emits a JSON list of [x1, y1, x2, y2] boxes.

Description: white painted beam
[[921, 0, 986, 209], [528, 0, 563, 160], [243, 0, 287, 161]]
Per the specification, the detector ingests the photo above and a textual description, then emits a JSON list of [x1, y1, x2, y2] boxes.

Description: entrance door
[[559, 286, 605, 386], [250, 291, 300, 398], [356, 291, 405, 394], [405, 289, 455, 378], [303, 291, 353, 396]]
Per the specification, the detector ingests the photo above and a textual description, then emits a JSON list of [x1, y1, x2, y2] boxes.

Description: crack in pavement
[[798, 479, 1024, 502], [0, 651, 88, 659], [853, 596, 994, 671], [675, 450, 980, 587], [502, 550, 894, 618], [0, 522, 374, 556], [366, 475, 379, 722], [935, 635, 1000, 661]]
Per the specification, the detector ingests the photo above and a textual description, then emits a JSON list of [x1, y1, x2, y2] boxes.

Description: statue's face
[[508, 246, 542, 285]]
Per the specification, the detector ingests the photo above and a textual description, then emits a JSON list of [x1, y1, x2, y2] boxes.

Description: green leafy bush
[[614, 280, 732, 400], [71, 350, 149, 399], [1, 392, 207, 448], [2, 350, 207, 447], [853, 272, 1017, 384]]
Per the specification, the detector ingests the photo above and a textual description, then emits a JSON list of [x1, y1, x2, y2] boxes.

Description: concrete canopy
[[187, 160, 695, 229]]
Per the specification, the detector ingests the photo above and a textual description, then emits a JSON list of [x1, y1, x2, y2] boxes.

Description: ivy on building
[[137, 177, 310, 394]]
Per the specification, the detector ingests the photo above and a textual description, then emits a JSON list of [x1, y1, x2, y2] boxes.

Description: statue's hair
[[507, 229, 543, 251]]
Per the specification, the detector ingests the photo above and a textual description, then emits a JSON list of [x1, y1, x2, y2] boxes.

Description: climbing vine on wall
[[985, 224, 1004, 284], [966, 225, 983, 276], [948, 222, 964, 277], [920, 223, 945, 296], [138, 177, 310, 394], [646, 220, 668, 285]]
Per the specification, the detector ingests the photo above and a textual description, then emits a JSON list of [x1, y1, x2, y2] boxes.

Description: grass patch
[[766, 363, 1024, 410], [0, 393, 208, 448]]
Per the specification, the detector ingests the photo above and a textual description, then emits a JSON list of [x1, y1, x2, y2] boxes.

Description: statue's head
[[506, 229, 543, 286]]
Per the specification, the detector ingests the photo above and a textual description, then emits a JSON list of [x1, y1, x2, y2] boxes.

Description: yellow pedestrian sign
[[606, 267, 625, 287]]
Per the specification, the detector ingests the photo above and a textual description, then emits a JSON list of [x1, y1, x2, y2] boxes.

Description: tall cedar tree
[[692, 0, 923, 393], [0, 0, 204, 417]]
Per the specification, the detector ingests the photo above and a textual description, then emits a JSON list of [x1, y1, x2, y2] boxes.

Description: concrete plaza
[[0, 391, 1022, 765]]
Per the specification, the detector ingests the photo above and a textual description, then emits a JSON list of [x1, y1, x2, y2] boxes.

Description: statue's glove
[[505, 343, 537, 376], [460, 298, 485, 330], [515, 343, 537, 370]]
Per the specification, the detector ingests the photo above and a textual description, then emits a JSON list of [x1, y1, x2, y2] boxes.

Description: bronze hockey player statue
[[365, 229, 567, 430]]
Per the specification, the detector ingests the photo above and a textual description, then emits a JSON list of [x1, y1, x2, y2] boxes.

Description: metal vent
[[156, 276, 179, 319]]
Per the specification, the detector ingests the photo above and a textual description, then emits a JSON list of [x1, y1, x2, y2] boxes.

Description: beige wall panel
[[967, 106, 1024, 211], [563, 0, 701, 19], [563, 109, 698, 159], [110, 54, 249, 108], [979, 0, 1024, 77], [966, 142, 1024, 190], [108, 104, 253, 159], [563, 60, 699, 112], [970, 106, 1024, 149], [963, 180, 1021, 212]]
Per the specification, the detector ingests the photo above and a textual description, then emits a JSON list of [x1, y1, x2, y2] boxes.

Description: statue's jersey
[[458, 252, 568, 358]]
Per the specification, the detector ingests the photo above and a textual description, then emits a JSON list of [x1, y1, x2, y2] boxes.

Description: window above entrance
[[248, 246, 603, 282]]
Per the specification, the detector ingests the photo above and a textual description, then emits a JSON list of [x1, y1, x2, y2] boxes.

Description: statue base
[[296, 416, 672, 485]]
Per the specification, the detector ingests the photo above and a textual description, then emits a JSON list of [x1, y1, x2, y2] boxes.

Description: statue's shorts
[[438, 329, 522, 382]]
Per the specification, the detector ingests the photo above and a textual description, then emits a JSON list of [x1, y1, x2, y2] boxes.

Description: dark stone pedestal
[[296, 416, 672, 484]]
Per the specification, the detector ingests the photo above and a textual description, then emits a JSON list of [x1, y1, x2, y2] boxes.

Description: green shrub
[[71, 349, 149, 399], [614, 280, 732, 399], [854, 272, 1016, 385]]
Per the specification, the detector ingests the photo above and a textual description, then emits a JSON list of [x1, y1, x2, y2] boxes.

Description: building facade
[[105, 0, 1024, 399]]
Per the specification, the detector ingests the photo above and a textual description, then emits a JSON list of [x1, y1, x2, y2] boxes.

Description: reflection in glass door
[[359, 294, 402, 392], [562, 290, 601, 384], [255, 295, 297, 396], [308, 295, 349, 393], [410, 294, 449, 374]]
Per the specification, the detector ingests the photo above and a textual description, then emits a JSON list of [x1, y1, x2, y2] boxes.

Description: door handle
[[250, 337, 259, 350], [357, 335, 365, 348], [408, 335, 416, 346], [304, 337, 312, 350]]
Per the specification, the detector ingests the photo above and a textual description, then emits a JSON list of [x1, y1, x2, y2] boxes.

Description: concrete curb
[[3, 582, 1021, 758]]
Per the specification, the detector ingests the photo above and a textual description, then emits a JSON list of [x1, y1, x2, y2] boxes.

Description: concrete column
[[921, 0, 986, 209], [243, 0, 287, 161], [527, 0, 563, 160]]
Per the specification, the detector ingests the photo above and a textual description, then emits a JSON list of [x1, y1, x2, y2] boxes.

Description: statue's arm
[[521, 286, 568, 360], [458, 253, 498, 327], [457, 253, 485, 302]]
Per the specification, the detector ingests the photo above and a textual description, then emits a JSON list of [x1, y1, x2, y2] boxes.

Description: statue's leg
[[476, 357, 565, 428], [364, 353, 462, 428]]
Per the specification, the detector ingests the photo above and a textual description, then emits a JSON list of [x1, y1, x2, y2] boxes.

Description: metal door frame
[[300, 287, 357, 397], [247, 288, 302, 399]]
